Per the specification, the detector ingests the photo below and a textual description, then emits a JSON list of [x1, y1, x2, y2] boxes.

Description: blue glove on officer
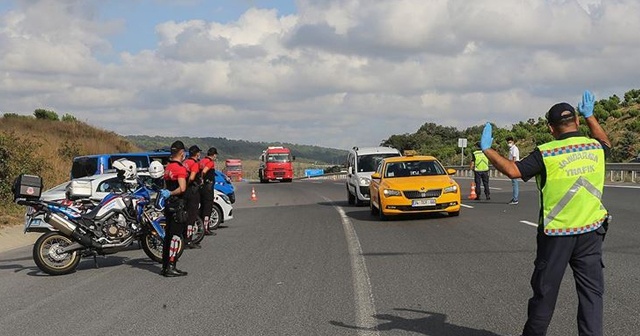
[[480, 122, 493, 151], [159, 189, 171, 199], [577, 90, 595, 118]]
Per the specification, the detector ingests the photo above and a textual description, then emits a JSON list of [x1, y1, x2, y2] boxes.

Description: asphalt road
[[0, 177, 639, 336]]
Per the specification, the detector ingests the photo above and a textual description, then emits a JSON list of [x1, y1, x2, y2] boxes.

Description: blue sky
[[97, 0, 296, 61], [2, 0, 639, 149]]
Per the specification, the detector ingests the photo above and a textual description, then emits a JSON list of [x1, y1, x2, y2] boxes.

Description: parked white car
[[25, 172, 233, 232]]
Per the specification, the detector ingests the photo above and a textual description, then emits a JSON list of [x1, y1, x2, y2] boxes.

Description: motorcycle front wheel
[[141, 218, 184, 263], [190, 217, 205, 245], [33, 232, 81, 276]]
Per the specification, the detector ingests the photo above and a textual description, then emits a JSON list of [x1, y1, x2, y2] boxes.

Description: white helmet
[[148, 160, 164, 179], [112, 158, 137, 181]]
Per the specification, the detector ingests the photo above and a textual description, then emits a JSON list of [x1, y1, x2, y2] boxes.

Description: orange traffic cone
[[468, 182, 477, 200], [250, 187, 257, 201]]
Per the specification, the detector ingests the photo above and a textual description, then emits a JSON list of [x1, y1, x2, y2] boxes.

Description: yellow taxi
[[369, 155, 461, 220]]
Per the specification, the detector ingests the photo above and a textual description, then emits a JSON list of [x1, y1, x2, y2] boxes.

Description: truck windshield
[[357, 153, 399, 172], [267, 154, 290, 163]]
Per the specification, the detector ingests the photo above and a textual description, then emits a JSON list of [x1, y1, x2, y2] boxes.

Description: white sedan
[[25, 172, 233, 232]]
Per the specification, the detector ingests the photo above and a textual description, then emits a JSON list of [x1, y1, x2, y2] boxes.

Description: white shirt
[[509, 144, 520, 162]]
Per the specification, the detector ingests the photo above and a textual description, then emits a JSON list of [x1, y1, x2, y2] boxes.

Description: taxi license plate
[[412, 199, 436, 207]]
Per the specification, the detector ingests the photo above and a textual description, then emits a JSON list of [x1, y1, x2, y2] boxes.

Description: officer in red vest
[[183, 145, 203, 249], [159, 140, 189, 277], [199, 147, 218, 235]]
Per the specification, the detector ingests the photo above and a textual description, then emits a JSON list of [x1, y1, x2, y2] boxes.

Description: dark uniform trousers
[[199, 181, 214, 230], [474, 170, 490, 197], [184, 185, 201, 241], [162, 197, 187, 270], [523, 227, 605, 336]]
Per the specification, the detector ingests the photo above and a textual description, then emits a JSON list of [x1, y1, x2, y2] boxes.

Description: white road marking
[[520, 220, 538, 227], [604, 184, 640, 189], [489, 187, 502, 190], [460, 204, 474, 209], [322, 196, 379, 335]]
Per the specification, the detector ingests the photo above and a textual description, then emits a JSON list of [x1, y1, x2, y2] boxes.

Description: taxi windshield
[[385, 160, 446, 178]]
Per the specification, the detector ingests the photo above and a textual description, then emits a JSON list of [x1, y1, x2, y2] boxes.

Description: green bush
[[610, 110, 622, 118], [61, 113, 77, 122], [627, 109, 640, 117], [33, 109, 59, 121], [0, 131, 44, 202], [629, 120, 640, 133]]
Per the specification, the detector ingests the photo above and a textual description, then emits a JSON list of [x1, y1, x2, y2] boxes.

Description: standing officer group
[[159, 141, 220, 277], [481, 90, 610, 336]]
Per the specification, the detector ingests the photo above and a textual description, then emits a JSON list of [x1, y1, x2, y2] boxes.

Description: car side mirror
[[447, 168, 457, 175], [371, 172, 381, 180]]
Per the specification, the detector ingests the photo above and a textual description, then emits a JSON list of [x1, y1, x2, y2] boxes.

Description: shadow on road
[[330, 308, 502, 336]]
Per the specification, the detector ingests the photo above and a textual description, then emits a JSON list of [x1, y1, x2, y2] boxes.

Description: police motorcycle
[[14, 159, 169, 275]]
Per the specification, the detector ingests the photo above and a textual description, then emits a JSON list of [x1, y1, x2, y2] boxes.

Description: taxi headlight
[[359, 177, 371, 186], [383, 189, 401, 197], [443, 185, 458, 194], [219, 194, 231, 204]]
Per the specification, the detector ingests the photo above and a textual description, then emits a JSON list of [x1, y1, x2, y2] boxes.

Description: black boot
[[172, 262, 188, 276], [160, 267, 182, 277]]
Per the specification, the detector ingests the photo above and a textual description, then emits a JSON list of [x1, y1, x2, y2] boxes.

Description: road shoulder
[[0, 225, 38, 254]]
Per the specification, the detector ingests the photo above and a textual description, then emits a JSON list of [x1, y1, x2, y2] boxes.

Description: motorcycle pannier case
[[66, 180, 92, 200], [12, 174, 43, 200]]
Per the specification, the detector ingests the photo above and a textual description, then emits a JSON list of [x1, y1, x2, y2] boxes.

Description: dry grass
[[1, 117, 140, 189], [1, 116, 141, 227]]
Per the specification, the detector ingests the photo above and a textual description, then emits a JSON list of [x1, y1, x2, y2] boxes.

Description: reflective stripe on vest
[[473, 151, 489, 171], [536, 137, 607, 236]]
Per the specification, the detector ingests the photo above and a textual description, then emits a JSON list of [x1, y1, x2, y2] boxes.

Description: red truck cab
[[224, 159, 243, 182], [258, 146, 294, 183]]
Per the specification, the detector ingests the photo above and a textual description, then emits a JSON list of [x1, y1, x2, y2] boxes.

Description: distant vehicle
[[224, 159, 243, 182], [259, 146, 295, 183], [346, 146, 401, 205], [25, 172, 233, 233], [71, 150, 170, 179], [369, 155, 461, 220]]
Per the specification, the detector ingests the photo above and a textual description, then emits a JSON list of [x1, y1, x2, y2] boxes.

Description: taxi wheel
[[448, 211, 460, 217], [369, 200, 377, 215], [377, 194, 387, 221]]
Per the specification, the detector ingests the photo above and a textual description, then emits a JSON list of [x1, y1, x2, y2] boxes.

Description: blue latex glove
[[159, 189, 171, 199], [480, 122, 493, 151], [577, 90, 595, 118]]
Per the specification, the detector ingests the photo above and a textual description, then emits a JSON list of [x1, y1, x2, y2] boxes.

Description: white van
[[346, 146, 401, 205]]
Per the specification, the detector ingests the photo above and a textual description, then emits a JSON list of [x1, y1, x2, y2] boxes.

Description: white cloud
[[1, 0, 640, 150]]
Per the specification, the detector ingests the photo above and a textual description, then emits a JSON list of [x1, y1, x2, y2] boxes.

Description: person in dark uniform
[[183, 145, 203, 249], [199, 147, 218, 236], [159, 140, 189, 277], [480, 90, 610, 336], [470, 141, 491, 200]]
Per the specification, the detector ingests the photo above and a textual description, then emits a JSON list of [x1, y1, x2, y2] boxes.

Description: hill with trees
[[381, 89, 640, 165], [126, 135, 348, 165], [0, 111, 140, 226]]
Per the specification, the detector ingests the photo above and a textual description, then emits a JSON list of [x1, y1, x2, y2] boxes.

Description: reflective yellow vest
[[473, 151, 489, 172], [536, 136, 607, 236]]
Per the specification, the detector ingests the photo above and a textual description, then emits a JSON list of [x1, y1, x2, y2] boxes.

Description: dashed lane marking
[[460, 204, 474, 209]]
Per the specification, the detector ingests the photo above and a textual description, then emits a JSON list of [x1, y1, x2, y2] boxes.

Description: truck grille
[[403, 189, 442, 199]]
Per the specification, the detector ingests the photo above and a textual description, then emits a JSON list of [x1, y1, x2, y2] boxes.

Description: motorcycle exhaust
[[46, 213, 77, 236], [46, 213, 100, 249]]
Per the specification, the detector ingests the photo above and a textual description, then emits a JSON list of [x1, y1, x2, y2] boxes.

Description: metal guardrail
[[301, 164, 640, 183], [445, 163, 640, 183]]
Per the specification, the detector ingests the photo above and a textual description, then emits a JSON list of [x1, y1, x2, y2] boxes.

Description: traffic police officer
[[480, 90, 610, 336], [183, 145, 203, 249], [159, 140, 189, 277], [199, 147, 217, 235], [470, 141, 491, 200]]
